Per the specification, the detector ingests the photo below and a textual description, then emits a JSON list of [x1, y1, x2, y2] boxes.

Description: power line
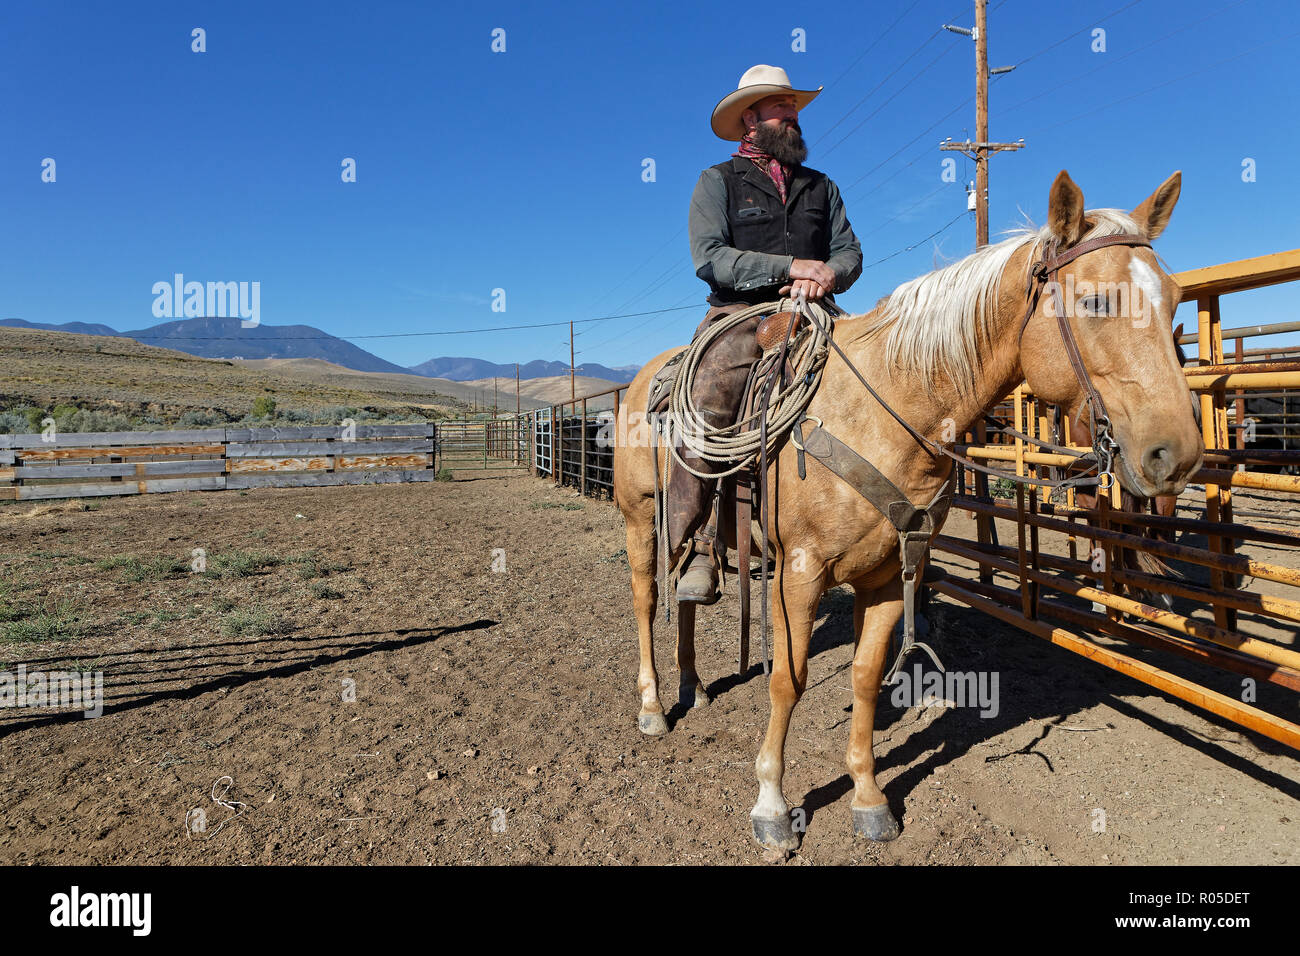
[[854, 182, 951, 240], [997, 0, 1252, 119], [818, 0, 930, 95], [821, 40, 965, 157], [123, 303, 702, 342], [861, 209, 970, 270], [1033, 25, 1300, 136], [1008, 0, 1147, 72]]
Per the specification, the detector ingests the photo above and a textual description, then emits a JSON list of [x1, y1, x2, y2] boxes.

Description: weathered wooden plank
[[224, 424, 430, 441], [3, 429, 227, 449], [14, 459, 227, 480], [337, 454, 432, 470], [14, 476, 227, 500], [228, 457, 333, 474], [225, 440, 432, 457], [0, 451, 14, 466], [16, 444, 226, 462], [15, 482, 141, 500], [0, 467, 14, 482], [142, 476, 226, 494], [226, 469, 437, 490]]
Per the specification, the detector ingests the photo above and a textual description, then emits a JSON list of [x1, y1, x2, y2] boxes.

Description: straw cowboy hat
[[710, 64, 822, 141]]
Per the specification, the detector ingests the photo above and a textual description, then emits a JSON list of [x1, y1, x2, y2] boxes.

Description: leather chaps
[[665, 302, 764, 554]]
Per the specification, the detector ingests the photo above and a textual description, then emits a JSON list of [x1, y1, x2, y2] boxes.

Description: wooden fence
[[0, 423, 436, 501]]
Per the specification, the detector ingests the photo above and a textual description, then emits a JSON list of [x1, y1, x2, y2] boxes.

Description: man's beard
[[752, 121, 807, 167]]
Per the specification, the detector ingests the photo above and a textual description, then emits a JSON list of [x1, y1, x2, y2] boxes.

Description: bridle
[[1017, 232, 1155, 491], [797, 231, 1158, 493]]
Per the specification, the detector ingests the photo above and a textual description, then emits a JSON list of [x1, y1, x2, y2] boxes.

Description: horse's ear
[[1131, 171, 1181, 240], [1172, 321, 1183, 339], [1047, 170, 1086, 247]]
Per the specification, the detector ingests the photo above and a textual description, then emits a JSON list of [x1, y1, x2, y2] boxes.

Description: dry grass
[[0, 326, 466, 424]]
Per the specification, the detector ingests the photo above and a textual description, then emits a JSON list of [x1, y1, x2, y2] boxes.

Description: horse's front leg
[[847, 578, 904, 841], [750, 568, 823, 851]]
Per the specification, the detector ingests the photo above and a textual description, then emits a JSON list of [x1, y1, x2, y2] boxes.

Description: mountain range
[[0, 317, 642, 383]]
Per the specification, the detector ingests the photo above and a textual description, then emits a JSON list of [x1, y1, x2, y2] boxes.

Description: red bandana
[[733, 136, 789, 204]]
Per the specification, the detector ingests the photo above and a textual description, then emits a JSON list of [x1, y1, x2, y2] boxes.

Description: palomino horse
[[612, 170, 1203, 852]]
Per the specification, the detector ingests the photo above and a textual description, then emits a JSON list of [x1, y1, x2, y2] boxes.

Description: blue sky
[[2, 0, 1296, 372]]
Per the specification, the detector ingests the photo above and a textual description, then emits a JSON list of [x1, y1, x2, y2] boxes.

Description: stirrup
[[676, 539, 721, 605]]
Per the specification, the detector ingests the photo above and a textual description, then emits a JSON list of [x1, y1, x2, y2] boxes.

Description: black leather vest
[[709, 157, 832, 304]]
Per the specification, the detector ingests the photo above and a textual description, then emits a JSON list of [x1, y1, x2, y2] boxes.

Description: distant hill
[[119, 317, 414, 374], [0, 318, 642, 382], [2, 317, 119, 337], [406, 356, 640, 383], [0, 316, 411, 374], [239, 360, 625, 411], [0, 327, 465, 423]]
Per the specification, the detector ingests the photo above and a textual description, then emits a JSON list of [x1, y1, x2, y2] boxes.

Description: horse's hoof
[[638, 712, 669, 736], [679, 682, 710, 709], [751, 813, 799, 852], [853, 804, 900, 842]]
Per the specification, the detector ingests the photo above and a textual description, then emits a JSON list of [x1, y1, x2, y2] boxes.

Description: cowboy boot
[[676, 530, 721, 605]]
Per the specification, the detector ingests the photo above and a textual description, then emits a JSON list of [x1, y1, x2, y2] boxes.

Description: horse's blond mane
[[858, 208, 1143, 397]]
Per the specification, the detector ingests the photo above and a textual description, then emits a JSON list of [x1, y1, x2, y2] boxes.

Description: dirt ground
[[0, 472, 1297, 865]]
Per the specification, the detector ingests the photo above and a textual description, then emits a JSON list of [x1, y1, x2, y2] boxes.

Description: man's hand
[[780, 259, 836, 300], [779, 278, 830, 300]]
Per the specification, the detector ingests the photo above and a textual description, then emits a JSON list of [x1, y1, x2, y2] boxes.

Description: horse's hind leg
[[625, 508, 668, 736], [676, 602, 710, 710], [846, 580, 904, 841]]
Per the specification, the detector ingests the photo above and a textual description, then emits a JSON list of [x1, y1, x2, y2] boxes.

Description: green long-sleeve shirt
[[688, 161, 863, 301]]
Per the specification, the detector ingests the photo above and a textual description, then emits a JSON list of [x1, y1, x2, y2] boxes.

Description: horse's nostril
[[1141, 444, 1174, 484]]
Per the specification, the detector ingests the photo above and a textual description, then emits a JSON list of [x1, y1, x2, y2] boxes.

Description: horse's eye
[[1080, 294, 1109, 316]]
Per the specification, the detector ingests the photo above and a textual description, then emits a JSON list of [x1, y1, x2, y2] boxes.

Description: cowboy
[[671, 64, 863, 604]]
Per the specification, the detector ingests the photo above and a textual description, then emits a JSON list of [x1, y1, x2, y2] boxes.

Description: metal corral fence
[[521, 248, 1300, 753], [0, 423, 437, 500], [932, 247, 1300, 751], [434, 417, 529, 472], [528, 387, 626, 498]]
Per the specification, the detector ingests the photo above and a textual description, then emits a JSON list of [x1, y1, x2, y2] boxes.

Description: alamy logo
[[0, 665, 102, 718], [49, 886, 151, 936], [151, 273, 260, 328], [889, 664, 1000, 718]]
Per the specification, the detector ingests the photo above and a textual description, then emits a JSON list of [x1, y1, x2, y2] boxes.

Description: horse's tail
[[1132, 546, 1183, 582]]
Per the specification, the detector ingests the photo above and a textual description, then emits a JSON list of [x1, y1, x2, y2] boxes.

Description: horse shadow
[[678, 563, 1300, 831], [0, 619, 497, 740]]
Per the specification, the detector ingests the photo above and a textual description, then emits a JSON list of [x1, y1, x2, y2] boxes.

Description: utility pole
[[493, 376, 498, 417], [569, 320, 576, 401], [515, 363, 520, 417], [941, 0, 1023, 247], [940, 0, 1024, 580]]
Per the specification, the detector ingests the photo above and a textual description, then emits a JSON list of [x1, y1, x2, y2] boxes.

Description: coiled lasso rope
[[666, 295, 841, 479], [654, 295, 842, 651]]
